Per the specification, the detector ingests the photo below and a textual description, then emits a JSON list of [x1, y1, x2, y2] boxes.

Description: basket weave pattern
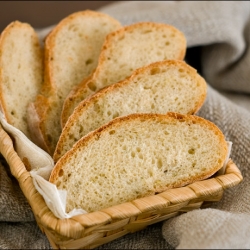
[[0, 124, 243, 249]]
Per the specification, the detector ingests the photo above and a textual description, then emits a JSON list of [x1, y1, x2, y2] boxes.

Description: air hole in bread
[[94, 103, 100, 112], [70, 25, 79, 32], [11, 110, 15, 115], [157, 158, 163, 168], [143, 85, 151, 90], [150, 67, 161, 75], [143, 29, 152, 34], [148, 169, 153, 177], [112, 112, 119, 119], [79, 125, 83, 134], [58, 169, 64, 177], [68, 133, 74, 140], [85, 59, 93, 65], [88, 81, 97, 92], [109, 130, 115, 135], [165, 41, 170, 46], [164, 131, 170, 136], [131, 151, 135, 158], [188, 148, 195, 154], [94, 134, 100, 141], [164, 169, 168, 174]]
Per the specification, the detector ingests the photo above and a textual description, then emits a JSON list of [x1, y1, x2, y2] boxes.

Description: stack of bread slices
[[0, 10, 228, 213]]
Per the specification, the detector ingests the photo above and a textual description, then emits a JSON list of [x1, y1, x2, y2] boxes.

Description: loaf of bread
[[27, 10, 121, 154], [49, 113, 228, 213], [0, 21, 43, 140], [54, 60, 207, 162], [61, 21, 187, 127]]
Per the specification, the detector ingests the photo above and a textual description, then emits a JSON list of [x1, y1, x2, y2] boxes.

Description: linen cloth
[[1, 1, 250, 249]]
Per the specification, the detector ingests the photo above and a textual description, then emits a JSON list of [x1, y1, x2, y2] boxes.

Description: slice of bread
[[49, 113, 228, 213], [0, 21, 43, 140], [54, 60, 207, 162], [27, 10, 121, 155], [61, 21, 187, 127]]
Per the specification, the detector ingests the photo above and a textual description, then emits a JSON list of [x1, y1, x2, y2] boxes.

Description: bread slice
[[0, 21, 43, 140], [27, 10, 121, 154], [61, 21, 187, 127], [54, 60, 207, 162], [49, 113, 228, 213]]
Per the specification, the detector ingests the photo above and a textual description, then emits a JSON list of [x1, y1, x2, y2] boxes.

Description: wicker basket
[[0, 124, 243, 249]]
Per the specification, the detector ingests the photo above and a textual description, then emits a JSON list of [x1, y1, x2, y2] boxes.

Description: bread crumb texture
[[0, 21, 42, 138], [54, 60, 206, 162], [50, 113, 227, 213]]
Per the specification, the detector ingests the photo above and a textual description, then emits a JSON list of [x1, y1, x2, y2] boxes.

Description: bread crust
[[61, 21, 187, 126], [54, 60, 207, 162], [50, 113, 228, 212], [52, 112, 228, 181], [0, 21, 43, 139], [27, 10, 121, 155]]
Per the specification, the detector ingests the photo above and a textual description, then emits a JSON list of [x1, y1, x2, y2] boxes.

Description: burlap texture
[[1, 1, 250, 249]]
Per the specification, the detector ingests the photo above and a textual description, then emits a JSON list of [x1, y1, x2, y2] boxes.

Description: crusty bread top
[[41, 10, 122, 99], [61, 21, 187, 126], [0, 21, 43, 139], [27, 10, 121, 155], [49, 113, 228, 213], [54, 60, 207, 162]]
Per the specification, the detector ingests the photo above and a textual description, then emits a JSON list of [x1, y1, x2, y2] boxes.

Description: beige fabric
[[1, 1, 250, 249]]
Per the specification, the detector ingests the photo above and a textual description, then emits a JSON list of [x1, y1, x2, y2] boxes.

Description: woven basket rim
[[0, 124, 243, 242]]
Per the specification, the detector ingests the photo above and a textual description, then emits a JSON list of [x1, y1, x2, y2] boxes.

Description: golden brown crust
[[50, 113, 228, 187], [60, 22, 187, 125], [0, 22, 37, 122], [28, 10, 121, 154], [53, 60, 207, 162], [0, 21, 43, 139], [96, 22, 186, 74], [41, 10, 121, 96]]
